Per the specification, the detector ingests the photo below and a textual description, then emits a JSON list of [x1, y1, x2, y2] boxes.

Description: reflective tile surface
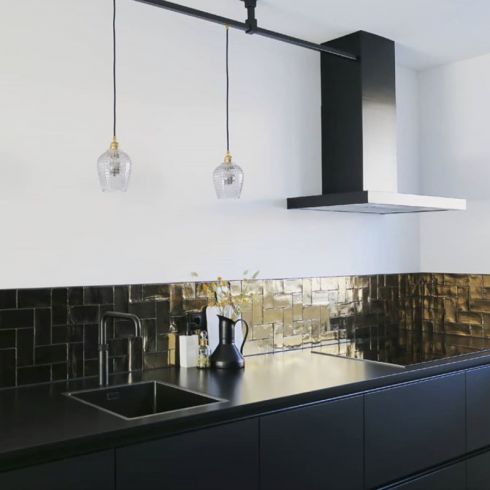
[[3, 273, 490, 387]]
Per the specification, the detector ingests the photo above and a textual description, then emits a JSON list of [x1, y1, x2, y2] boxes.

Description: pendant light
[[97, 0, 132, 192], [213, 27, 244, 199]]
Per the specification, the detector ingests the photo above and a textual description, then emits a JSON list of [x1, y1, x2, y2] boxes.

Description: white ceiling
[[152, 0, 490, 70]]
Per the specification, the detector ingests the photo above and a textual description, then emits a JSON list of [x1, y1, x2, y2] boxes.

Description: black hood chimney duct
[[287, 31, 465, 214]]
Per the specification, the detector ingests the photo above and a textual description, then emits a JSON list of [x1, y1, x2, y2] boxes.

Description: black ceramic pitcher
[[210, 315, 249, 369]]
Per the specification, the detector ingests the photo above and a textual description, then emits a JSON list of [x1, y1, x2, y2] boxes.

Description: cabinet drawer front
[[260, 396, 363, 490], [365, 373, 465, 489], [116, 419, 259, 490], [467, 451, 490, 490], [0, 450, 114, 490], [467, 365, 490, 451], [387, 462, 465, 490]]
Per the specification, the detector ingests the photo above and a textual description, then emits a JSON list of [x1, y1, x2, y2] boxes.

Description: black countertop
[[312, 331, 490, 366], [2, 348, 490, 472]]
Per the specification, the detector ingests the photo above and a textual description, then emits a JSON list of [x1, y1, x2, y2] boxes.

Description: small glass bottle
[[167, 320, 179, 367], [197, 331, 211, 369]]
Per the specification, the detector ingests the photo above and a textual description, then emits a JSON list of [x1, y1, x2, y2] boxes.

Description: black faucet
[[98, 311, 143, 386]]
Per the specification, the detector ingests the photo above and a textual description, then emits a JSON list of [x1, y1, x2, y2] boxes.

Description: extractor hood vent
[[287, 31, 466, 215]]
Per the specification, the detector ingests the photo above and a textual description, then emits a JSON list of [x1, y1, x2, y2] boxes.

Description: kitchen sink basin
[[65, 381, 225, 420]]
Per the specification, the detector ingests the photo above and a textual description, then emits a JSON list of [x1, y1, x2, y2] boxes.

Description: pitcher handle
[[234, 319, 249, 354]]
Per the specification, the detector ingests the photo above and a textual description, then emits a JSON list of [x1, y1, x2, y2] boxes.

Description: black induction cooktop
[[312, 330, 490, 367]]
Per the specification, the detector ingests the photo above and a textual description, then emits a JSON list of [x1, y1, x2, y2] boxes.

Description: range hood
[[287, 31, 466, 214]]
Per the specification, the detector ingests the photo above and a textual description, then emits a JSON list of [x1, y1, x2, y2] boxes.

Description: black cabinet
[[467, 365, 490, 451], [365, 372, 466, 489], [386, 462, 466, 490], [116, 418, 259, 490], [467, 451, 490, 490], [260, 395, 363, 490], [0, 450, 114, 490]]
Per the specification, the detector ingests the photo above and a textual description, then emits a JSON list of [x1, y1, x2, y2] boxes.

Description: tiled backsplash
[[0, 273, 489, 388]]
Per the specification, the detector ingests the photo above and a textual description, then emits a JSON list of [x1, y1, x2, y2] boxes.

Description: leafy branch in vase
[[190, 270, 260, 320]]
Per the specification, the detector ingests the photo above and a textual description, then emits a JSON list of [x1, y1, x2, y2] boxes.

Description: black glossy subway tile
[[52, 325, 69, 343], [0, 290, 16, 310], [83, 324, 99, 359], [108, 337, 128, 357], [52, 304, 67, 325], [114, 286, 129, 312], [69, 305, 99, 324], [143, 351, 169, 370], [52, 288, 67, 307], [84, 359, 98, 377], [142, 319, 157, 353], [35, 308, 51, 345], [52, 362, 68, 381], [142, 284, 170, 302], [129, 301, 156, 319], [18, 289, 51, 308], [67, 287, 83, 306], [114, 319, 135, 338], [157, 332, 169, 352], [0, 348, 16, 387], [36, 344, 67, 364], [156, 300, 170, 326], [0, 330, 15, 349], [129, 285, 143, 304], [68, 342, 83, 378], [100, 303, 115, 317], [0, 309, 34, 329], [111, 356, 129, 374], [52, 289, 68, 325], [67, 324, 84, 342], [132, 337, 143, 370], [84, 286, 114, 305], [17, 365, 51, 385], [17, 328, 34, 367]]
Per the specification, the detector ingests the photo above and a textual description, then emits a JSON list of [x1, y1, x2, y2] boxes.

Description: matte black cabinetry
[[386, 462, 466, 490], [365, 372, 466, 489], [260, 395, 363, 490], [116, 419, 259, 490], [0, 450, 114, 490], [467, 365, 490, 451], [467, 451, 490, 490]]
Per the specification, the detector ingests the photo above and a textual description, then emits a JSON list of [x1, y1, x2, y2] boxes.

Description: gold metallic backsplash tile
[[186, 274, 405, 356], [5, 273, 490, 389], [419, 273, 490, 338]]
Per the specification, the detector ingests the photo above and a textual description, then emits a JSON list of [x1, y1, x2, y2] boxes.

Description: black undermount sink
[[65, 381, 225, 420]]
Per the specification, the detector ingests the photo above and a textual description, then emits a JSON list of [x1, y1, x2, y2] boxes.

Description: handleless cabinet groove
[[384, 462, 466, 490]]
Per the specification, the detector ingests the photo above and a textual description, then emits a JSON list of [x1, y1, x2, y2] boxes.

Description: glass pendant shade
[[213, 153, 243, 199], [97, 140, 132, 192]]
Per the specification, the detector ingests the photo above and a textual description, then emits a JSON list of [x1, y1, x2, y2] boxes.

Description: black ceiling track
[[134, 0, 358, 61]]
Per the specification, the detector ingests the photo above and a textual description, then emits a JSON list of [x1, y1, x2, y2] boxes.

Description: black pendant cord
[[225, 27, 230, 154], [113, 0, 117, 141]]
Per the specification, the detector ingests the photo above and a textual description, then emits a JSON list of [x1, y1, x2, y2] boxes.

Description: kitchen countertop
[[2, 348, 490, 472]]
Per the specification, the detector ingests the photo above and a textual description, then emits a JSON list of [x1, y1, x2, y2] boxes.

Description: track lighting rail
[[134, 0, 358, 61]]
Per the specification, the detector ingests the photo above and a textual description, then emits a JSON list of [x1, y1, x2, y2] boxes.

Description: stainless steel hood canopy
[[287, 31, 466, 215]]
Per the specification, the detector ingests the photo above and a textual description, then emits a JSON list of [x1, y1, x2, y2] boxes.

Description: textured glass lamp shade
[[213, 154, 243, 199], [97, 141, 132, 192]]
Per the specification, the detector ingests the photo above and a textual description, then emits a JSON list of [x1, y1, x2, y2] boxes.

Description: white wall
[[0, 0, 420, 288], [419, 53, 490, 273]]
